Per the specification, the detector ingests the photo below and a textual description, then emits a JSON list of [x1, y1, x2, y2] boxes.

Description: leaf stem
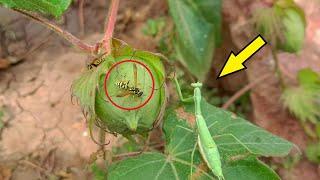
[[271, 48, 286, 90], [102, 0, 120, 54], [113, 151, 142, 160], [99, 128, 107, 160], [12, 0, 120, 56], [13, 9, 98, 54]]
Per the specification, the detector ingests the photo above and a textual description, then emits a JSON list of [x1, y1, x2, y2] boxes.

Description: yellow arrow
[[217, 35, 267, 78]]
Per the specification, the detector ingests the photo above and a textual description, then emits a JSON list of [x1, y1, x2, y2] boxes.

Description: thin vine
[[12, 0, 120, 57]]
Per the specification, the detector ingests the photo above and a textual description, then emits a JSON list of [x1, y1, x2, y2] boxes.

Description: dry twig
[[222, 74, 272, 109]]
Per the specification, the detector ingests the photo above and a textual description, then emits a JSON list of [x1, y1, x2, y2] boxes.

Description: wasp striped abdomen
[[128, 87, 143, 97]]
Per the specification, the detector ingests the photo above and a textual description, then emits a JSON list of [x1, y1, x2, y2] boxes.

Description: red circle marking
[[104, 59, 155, 111]]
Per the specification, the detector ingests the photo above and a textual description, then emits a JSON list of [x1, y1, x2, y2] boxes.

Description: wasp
[[115, 62, 144, 98], [87, 57, 104, 69], [87, 52, 108, 70], [115, 82, 144, 98]]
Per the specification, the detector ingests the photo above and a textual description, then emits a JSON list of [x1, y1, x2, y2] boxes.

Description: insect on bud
[[94, 52, 167, 138]]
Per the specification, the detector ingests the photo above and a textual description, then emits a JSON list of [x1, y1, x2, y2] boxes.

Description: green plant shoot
[[191, 82, 224, 180]]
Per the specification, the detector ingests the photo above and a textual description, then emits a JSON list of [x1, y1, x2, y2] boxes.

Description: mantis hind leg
[[190, 142, 197, 179], [190, 124, 199, 179]]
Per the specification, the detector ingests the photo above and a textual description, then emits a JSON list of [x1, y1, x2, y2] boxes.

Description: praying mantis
[[174, 78, 225, 180]]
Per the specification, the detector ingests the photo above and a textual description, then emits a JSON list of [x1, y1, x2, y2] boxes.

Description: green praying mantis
[[174, 78, 225, 180]]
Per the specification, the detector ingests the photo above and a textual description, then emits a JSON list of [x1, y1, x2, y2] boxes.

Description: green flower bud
[[95, 53, 167, 137], [277, 8, 305, 53], [253, 1, 305, 53], [71, 39, 167, 139]]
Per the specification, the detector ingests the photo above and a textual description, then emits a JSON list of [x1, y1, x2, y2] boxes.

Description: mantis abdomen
[[196, 115, 224, 180], [192, 83, 224, 180]]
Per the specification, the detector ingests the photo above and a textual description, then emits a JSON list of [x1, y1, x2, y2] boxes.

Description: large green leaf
[[186, 0, 222, 45], [108, 101, 291, 179], [185, 100, 293, 157], [0, 0, 72, 18], [168, 0, 220, 81], [223, 159, 280, 180], [108, 118, 206, 180]]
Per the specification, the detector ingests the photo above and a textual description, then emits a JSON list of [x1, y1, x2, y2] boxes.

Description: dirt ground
[[0, 0, 319, 180]]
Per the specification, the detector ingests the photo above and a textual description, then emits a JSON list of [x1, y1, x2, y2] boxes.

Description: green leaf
[[306, 142, 320, 164], [112, 140, 141, 155], [223, 159, 280, 180], [108, 101, 290, 179], [0, 0, 72, 18], [162, 106, 190, 144], [143, 18, 166, 37], [168, 0, 219, 81], [108, 123, 206, 180], [91, 163, 107, 180], [279, 8, 305, 53], [71, 70, 98, 114], [187, 0, 222, 45], [184, 100, 293, 157], [71, 55, 114, 115], [109, 153, 190, 180], [297, 68, 320, 87], [282, 86, 320, 123], [282, 69, 320, 123]]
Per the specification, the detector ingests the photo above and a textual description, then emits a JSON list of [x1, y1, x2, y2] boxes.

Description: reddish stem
[[102, 0, 120, 53], [13, 9, 98, 54], [78, 0, 85, 36], [12, 0, 120, 56]]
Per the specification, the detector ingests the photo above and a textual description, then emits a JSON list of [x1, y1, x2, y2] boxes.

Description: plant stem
[[99, 128, 107, 160], [12, 0, 120, 55], [222, 74, 272, 109], [113, 151, 142, 159], [271, 48, 286, 90], [13, 9, 98, 54], [78, 0, 85, 36], [102, 0, 120, 54]]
